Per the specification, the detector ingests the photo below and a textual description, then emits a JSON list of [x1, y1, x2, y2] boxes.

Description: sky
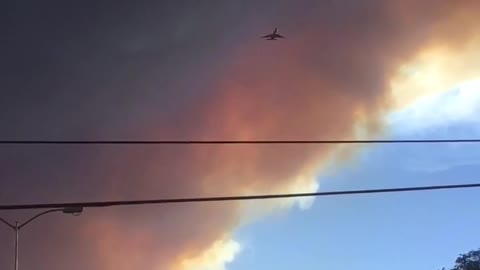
[[0, 1, 479, 270]]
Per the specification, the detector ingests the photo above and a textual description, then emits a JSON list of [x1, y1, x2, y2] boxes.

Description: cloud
[[1, 1, 480, 270], [384, 0, 480, 136], [389, 0, 480, 109], [178, 237, 241, 270], [388, 80, 480, 135]]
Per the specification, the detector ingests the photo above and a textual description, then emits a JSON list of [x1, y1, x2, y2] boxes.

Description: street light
[[0, 207, 83, 270], [62, 207, 83, 216]]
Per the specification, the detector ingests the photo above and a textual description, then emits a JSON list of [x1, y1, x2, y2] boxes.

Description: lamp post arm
[[0, 216, 15, 230], [18, 209, 63, 230]]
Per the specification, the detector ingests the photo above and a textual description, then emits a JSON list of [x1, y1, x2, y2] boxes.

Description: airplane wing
[[274, 34, 285, 38]]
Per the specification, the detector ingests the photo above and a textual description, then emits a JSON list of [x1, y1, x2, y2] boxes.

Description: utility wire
[[0, 139, 480, 145], [1, 183, 479, 211]]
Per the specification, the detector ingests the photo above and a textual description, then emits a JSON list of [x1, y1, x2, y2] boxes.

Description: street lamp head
[[62, 207, 83, 216]]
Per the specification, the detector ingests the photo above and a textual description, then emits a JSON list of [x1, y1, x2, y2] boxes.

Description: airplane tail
[[274, 28, 278, 34]]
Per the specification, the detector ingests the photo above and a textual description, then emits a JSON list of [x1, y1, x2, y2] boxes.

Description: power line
[[0, 139, 480, 144], [1, 183, 479, 211]]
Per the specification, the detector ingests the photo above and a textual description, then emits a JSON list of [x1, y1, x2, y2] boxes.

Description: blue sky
[[228, 84, 480, 270]]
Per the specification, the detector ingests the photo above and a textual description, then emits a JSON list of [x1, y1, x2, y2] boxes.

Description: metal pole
[[14, 222, 19, 270], [1, 208, 82, 270]]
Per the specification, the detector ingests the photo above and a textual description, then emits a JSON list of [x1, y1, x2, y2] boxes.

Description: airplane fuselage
[[261, 28, 285, 40]]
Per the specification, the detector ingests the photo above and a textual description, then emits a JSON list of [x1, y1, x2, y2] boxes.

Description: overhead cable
[[1, 183, 479, 211]]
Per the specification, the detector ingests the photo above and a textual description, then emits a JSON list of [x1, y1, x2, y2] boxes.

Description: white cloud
[[178, 237, 241, 270], [387, 79, 480, 135]]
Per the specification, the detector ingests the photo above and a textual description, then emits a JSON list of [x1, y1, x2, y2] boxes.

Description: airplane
[[261, 28, 285, 40]]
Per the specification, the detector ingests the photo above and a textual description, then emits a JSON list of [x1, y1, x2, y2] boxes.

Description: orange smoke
[[64, 1, 480, 270]]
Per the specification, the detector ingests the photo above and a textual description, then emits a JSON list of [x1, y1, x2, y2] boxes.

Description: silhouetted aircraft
[[261, 28, 285, 40]]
